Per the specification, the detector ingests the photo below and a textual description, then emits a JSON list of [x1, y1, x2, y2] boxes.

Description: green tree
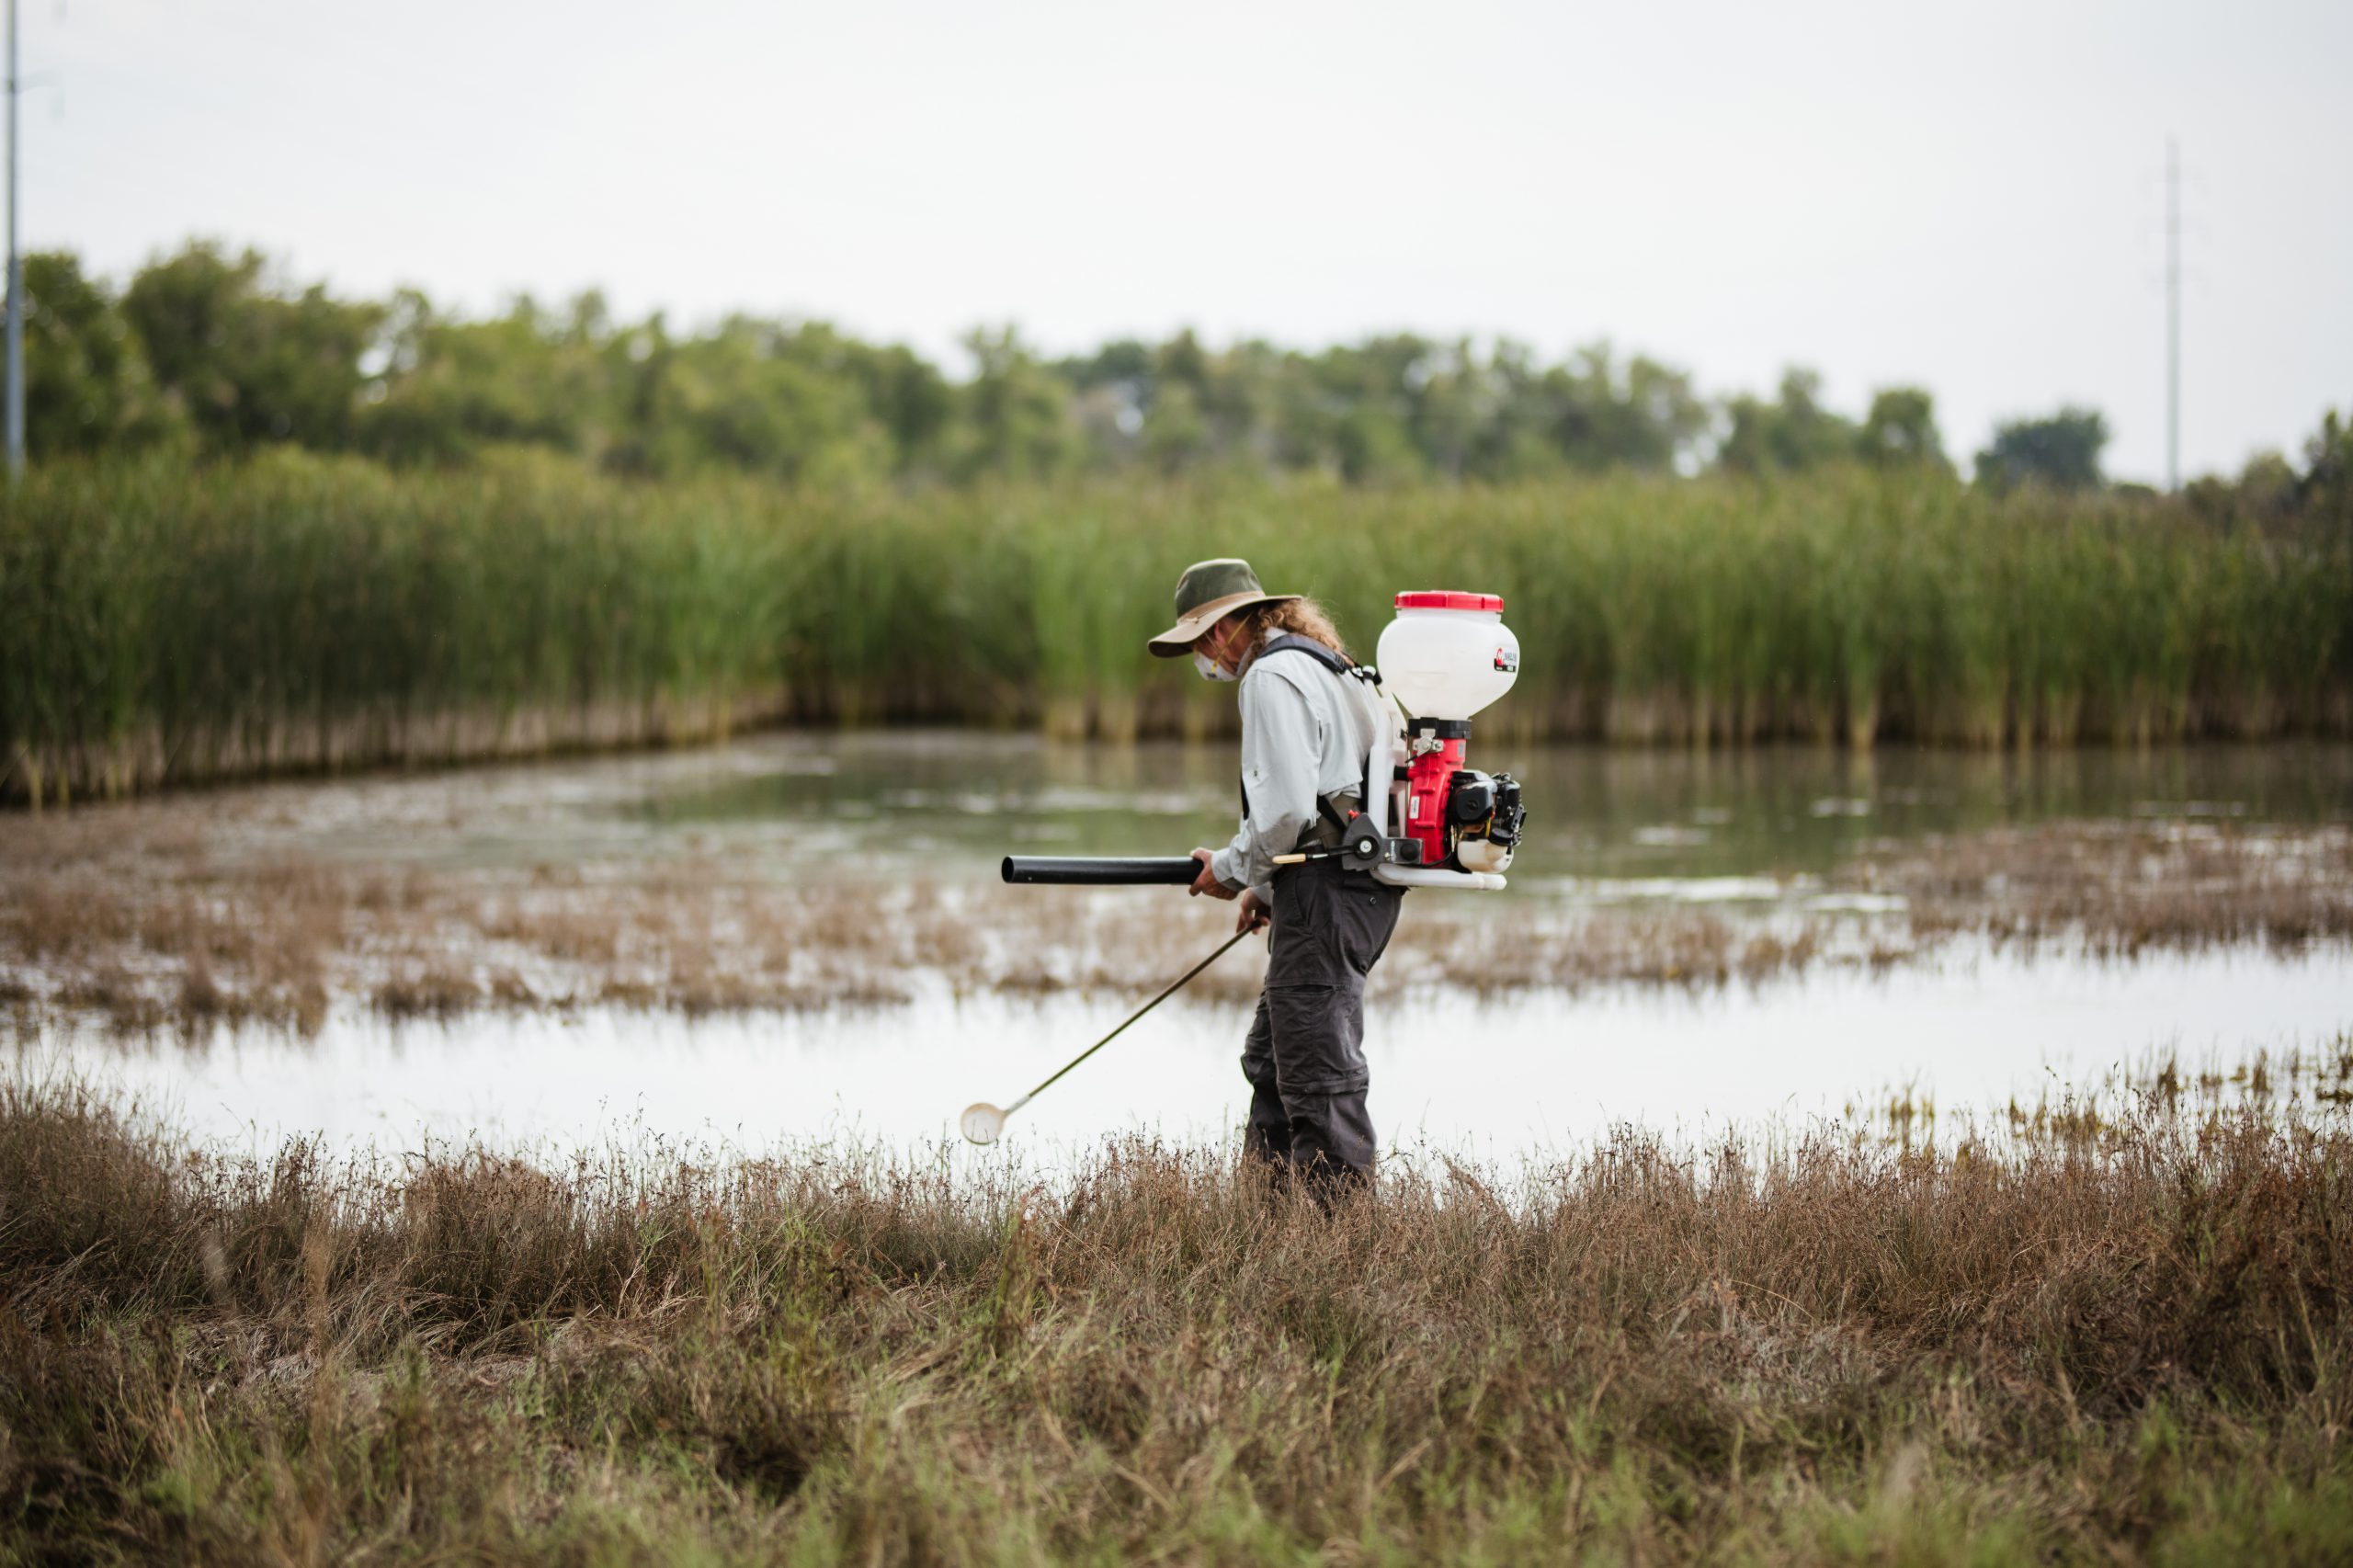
[[1333, 404, 1421, 484], [1857, 387, 1947, 471], [26, 236, 2148, 505], [1197, 337, 1279, 465], [665, 319, 882, 482], [1717, 369, 1858, 475], [1974, 406, 2108, 492], [121, 243, 384, 449], [958, 327, 1075, 481], [1263, 347, 1346, 474], [2299, 409, 2351, 539], [359, 292, 608, 464], [1537, 343, 1706, 474], [1408, 340, 1487, 481], [1307, 335, 1432, 483], [23, 252, 182, 457], [1057, 338, 1155, 396], [839, 339, 953, 472], [1141, 380, 1211, 474], [1466, 341, 1568, 480], [1140, 330, 1223, 473], [1056, 339, 1153, 467]]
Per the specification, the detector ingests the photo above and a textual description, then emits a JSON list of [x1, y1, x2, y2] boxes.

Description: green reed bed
[[0, 1061, 2347, 1564], [4, 453, 2347, 801]]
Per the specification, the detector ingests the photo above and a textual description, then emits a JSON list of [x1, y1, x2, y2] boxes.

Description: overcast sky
[[31, 0, 2353, 482]]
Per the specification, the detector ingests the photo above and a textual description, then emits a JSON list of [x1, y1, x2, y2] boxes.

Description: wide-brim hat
[[1145, 557, 1298, 657]]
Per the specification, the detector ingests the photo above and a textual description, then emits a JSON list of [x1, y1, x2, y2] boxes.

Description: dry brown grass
[[0, 1061, 2346, 1563], [1881, 821, 2353, 955], [371, 960, 482, 1021]]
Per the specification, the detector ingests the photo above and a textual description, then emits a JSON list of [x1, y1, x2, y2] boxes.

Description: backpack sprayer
[[966, 592, 1525, 1143]]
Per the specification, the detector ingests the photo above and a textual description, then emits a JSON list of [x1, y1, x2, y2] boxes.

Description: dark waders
[[1241, 858, 1404, 1201]]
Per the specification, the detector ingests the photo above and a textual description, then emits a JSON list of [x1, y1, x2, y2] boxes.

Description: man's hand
[[1234, 889, 1269, 935], [1188, 847, 1238, 901]]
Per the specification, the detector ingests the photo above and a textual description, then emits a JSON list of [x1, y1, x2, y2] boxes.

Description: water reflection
[[36, 940, 2353, 1165], [631, 733, 2353, 881], [210, 731, 2353, 890]]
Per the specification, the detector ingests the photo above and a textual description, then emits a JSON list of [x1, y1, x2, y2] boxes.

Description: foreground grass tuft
[[0, 1074, 2347, 1563]]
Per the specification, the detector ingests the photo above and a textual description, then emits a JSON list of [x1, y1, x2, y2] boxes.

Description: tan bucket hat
[[1145, 557, 1298, 657]]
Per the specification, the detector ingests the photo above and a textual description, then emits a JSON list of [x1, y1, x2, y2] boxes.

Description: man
[[1145, 557, 1405, 1199]]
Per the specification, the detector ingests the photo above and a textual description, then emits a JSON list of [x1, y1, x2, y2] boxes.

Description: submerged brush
[[960, 929, 1254, 1145]]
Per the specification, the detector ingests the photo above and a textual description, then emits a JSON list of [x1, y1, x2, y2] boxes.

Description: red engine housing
[[1403, 733, 1467, 867]]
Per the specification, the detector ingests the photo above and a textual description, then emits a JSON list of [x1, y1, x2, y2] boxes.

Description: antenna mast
[[5, 0, 21, 479], [2165, 136, 2179, 493]]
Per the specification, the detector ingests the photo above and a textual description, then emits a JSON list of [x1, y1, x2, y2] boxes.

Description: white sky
[[31, 0, 2353, 482]]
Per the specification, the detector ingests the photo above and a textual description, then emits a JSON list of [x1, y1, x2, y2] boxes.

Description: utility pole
[[2164, 136, 2179, 494], [5, 0, 20, 480]]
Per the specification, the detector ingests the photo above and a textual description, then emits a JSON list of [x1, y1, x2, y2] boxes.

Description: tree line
[[22, 241, 2353, 517]]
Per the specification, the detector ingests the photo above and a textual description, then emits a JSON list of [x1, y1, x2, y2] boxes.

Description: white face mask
[[1193, 651, 1238, 683]]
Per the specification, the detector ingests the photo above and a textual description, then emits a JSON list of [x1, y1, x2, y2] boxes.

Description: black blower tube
[[1001, 856, 1202, 886]]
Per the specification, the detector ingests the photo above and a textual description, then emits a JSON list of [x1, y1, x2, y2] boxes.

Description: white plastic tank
[[1374, 591, 1519, 721]]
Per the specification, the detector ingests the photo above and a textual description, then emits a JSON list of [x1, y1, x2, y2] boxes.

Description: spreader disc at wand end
[[960, 1103, 1007, 1145]]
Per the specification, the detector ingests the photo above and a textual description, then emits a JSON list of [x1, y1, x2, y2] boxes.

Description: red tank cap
[[1393, 590, 1504, 611]]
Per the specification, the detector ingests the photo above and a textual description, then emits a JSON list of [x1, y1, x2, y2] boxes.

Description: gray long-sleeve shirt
[[1210, 634, 1386, 898]]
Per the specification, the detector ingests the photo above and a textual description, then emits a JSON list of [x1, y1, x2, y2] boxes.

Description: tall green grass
[[4, 449, 2348, 801]]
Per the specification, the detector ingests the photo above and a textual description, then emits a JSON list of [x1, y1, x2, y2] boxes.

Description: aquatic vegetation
[[0, 1066, 2346, 1563], [5, 454, 2349, 802], [2, 774, 2347, 1037]]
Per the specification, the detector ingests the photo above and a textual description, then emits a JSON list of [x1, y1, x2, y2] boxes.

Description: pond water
[[625, 732, 2353, 881], [36, 940, 2351, 1167], [21, 733, 2353, 1162], [199, 729, 2353, 877]]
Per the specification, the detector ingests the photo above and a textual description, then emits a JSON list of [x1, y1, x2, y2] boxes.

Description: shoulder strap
[[1253, 632, 1354, 676], [1245, 633, 1381, 835], [1257, 633, 1383, 690]]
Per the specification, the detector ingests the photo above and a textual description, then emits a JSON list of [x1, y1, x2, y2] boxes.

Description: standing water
[[12, 733, 2352, 1162]]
